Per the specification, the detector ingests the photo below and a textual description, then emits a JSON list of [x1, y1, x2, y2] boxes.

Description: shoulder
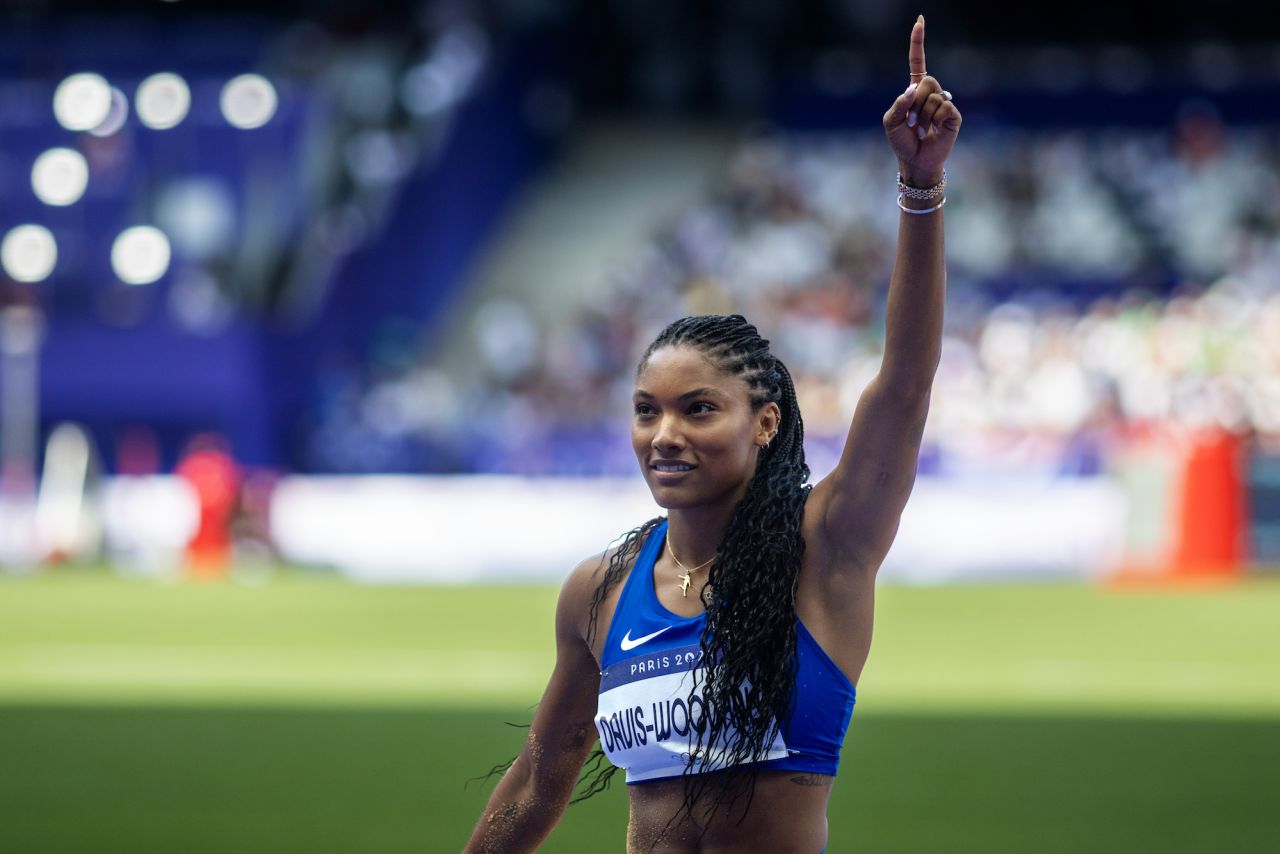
[[569, 518, 664, 596], [559, 520, 662, 645], [560, 547, 614, 610], [557, 537, 637, 638]]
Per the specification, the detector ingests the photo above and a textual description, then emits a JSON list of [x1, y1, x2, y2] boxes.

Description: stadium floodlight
[[53, 72, 113, 131], [220, 74, 277, 129], [110, 226, 171, 285], [31, 148, 89, 207], [89, 87, 129, 137], [136, 73, 191, 130], [1, 225, 58, 283]]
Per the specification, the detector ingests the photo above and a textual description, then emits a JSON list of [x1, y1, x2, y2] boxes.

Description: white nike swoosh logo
[[620, 626, 673, 651]]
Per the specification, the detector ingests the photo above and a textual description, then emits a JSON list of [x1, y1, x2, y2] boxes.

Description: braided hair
[[579, 314, 812, 836]]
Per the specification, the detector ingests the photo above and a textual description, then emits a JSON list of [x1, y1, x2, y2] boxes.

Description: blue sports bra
[[595, 519, 856, 784]]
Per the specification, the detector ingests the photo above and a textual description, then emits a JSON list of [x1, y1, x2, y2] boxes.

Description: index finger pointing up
[[909, 14, 926, 81]]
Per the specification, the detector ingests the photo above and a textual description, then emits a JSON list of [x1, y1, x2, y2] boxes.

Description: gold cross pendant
[[679, 571, 692, 597]]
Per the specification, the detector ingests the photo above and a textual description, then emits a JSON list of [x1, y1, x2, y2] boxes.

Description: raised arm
[[809, 15, 961, 574], [462, 557, 603, 853]]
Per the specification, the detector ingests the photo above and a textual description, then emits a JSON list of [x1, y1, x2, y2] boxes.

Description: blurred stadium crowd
[[308, 112, 1280, 476], [1, 1, 1277, 481], [1, 1, 1277, 574]]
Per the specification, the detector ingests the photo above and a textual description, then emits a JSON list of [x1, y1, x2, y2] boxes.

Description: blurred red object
[[175, 434, 240, 579], [1171, 430, 1247, 579], [1109, 427, 1247, 588]]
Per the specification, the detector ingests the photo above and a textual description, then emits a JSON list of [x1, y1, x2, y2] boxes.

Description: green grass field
[[2, 571, 1278, 852]]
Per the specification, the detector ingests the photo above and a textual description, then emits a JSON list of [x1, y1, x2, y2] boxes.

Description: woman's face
[[632, 345, 779, 510]]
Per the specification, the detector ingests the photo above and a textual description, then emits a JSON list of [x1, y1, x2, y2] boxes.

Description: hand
[[882, 15, 961, 187]]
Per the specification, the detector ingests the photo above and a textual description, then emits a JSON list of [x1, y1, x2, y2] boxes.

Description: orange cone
[[1170, 429, 1247, 580], [1107, 426, 1248, 589]]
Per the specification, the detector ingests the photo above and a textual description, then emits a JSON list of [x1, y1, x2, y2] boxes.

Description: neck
[[665, 499, 739, 569]]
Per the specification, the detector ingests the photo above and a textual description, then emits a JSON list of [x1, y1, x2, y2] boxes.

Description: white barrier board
[[267, 475, 1128, 584], [59, 475, 1127, 584]]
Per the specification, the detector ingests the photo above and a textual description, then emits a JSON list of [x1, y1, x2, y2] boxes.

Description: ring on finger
[[941, 90, 952, 101]]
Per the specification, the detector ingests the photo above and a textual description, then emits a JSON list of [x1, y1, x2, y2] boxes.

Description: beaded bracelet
[[897, 169, 947, 200], [897, 194, 946, 214]]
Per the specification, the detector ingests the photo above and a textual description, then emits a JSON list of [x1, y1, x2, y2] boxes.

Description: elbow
[[501, 752, 558, 809], [521, 748, 583, 806], [529, 764, 578, 806]]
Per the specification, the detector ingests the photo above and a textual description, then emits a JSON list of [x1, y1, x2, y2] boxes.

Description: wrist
[[898, 166, 944, 189], [898, 194, 945, 213], [896, 168, 946, 214]]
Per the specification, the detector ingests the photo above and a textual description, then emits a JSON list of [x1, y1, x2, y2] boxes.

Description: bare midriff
[[625, 768, 832, 854]]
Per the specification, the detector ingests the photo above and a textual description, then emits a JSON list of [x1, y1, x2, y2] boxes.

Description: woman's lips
[[650, 460, 696, 481]]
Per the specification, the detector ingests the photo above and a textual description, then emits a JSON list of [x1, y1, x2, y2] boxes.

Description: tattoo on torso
[[788, 773, 832, 788]]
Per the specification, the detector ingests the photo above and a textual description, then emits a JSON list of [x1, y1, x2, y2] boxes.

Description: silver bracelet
[[897, 169, 947, 200], [897, 194, 946, 214]]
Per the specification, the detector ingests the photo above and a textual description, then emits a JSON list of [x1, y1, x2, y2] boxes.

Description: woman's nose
[[652, 415, 684, 449]]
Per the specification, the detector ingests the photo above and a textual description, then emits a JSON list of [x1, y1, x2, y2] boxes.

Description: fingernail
[[917, 124, 926, 139], [907, 111, 917, 128], [906, 83, 917, 99]]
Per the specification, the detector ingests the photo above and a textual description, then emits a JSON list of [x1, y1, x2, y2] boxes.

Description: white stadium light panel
[[1, 225, 58, 283], [220, 74, 277, 129], [136, 73, 191, 130], [111, 226, 172, 286], [31, 148, 89, 207], [52, 72, 113, 131]]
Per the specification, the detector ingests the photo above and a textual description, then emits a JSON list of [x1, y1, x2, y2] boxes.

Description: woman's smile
[[650, 459, 697, 481]]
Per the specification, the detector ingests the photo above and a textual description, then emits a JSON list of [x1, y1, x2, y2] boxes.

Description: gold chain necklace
[[667, 538, 714, 598]]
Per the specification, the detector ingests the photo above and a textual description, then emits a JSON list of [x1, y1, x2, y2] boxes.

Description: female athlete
[[464, 14, 960, 853]]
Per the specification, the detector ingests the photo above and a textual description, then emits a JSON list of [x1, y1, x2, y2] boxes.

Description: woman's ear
[[756, 402, 782, 447]]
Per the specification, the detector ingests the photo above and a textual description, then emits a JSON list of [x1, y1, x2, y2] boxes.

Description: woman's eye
[[689, 402, 715, 414], [634, 404, 653, 415]]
